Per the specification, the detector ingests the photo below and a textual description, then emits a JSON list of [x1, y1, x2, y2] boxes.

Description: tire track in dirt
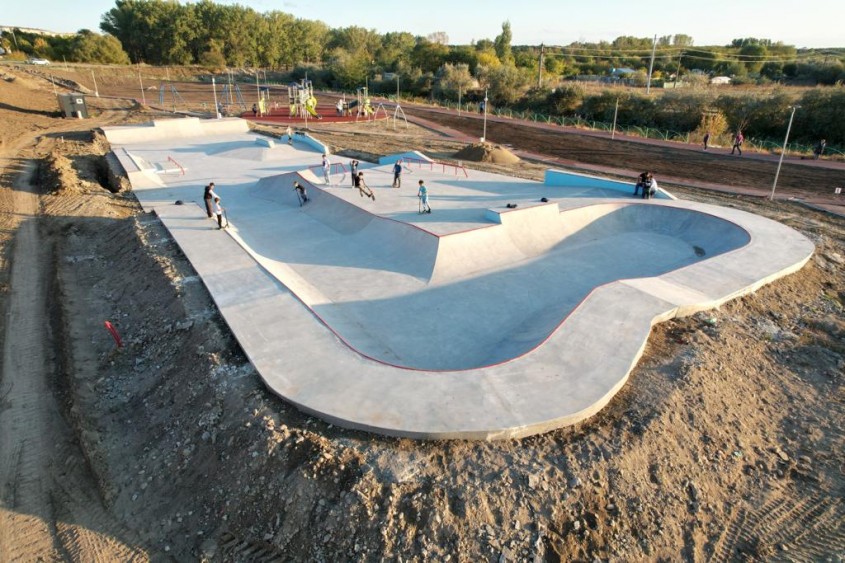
[[0, 72, 147, 561]]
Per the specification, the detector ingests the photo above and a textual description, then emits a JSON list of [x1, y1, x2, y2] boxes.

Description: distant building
[[710, 76, 732, 85], [610, 67, 636, 78], [0, 25, 72, 37]]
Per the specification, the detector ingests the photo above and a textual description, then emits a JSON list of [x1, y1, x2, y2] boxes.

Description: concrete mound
[[454, 142, 520, 164]]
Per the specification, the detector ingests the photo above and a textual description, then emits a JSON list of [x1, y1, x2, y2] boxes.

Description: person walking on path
[[350, 160, 359, 187], [731, 131, 744, 155], [213, 197, 226, 229], [354, 172, 375, 200], [285, 125, 293, 145], [321, 154, 331, 184], [392, 159, 403, 188], [252, 103, 258, 118], [703, 131, 710, 150], [293, 181, 309, 205], [418, 180, 431, 213], [813, 139, 826, 160], [203, 182, 218, 218]]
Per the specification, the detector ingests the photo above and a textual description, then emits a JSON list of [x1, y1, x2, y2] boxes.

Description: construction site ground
[[0, 65, 843, 561]]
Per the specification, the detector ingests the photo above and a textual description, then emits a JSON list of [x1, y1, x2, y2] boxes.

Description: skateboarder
[[703, 131, 710, 150], [203, 182, 218, 218], [633, 172, 651, 197], [392, 159, 403, 188], [285, 125, 293, 145], [354, 172, 375, 200], [642, 175, 658, 199], [293, 181, 309, 205], [418, 180, 431, 213], [321, 154, 331, 184], [213, 197, 226, 229], [350, 160, 359, 187]]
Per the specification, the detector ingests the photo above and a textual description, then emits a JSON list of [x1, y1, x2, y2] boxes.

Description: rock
[[527, 473, 541, 489], [823, 252, 844, 265], [568, 476, 582, 489], [572, 520, 581, 531], [775, 448, 789, 462]]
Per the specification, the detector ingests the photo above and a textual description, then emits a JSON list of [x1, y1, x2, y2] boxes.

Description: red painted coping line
[[241, 183, 755, 374]]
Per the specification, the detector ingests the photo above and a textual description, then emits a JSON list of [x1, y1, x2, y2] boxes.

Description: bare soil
[[0, 65, 843, 562]]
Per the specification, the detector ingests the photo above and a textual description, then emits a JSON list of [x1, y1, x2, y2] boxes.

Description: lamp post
[[769, 105, 799, 201], [212, 77, 220, 118], [611, 97, 619, 140], [482, 89, 488, 142]]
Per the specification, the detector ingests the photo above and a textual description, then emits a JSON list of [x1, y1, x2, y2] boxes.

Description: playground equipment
[[221, 82, 247, 112], [288, 79, 321, 119], [353, 87, 375, 121], [158, 83, 186, 111]]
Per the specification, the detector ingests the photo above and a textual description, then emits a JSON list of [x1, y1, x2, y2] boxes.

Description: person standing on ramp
[[392, 159, 403, 188], [322, 154, 331, 184], [418, 180, 431, 213], [203, 182, 218, 218]]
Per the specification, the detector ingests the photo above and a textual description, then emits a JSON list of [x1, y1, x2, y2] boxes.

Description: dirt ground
[[0, 64, 843, 562]]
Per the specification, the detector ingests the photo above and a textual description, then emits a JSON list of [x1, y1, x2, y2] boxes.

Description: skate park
[[102, 117, 815, 439]]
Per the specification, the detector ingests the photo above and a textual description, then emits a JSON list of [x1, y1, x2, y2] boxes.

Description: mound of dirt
[[454, 142, 520, 164]]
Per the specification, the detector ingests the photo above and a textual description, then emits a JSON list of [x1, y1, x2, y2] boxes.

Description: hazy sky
[[3, 0, 843, 48]]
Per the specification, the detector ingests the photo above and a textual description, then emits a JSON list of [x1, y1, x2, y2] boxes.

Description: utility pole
[[538, 43, 545, 88], [646, 34, 657, 94], [611, 98, 619, 140], [212, 77, 220, 118], [482, 88, 489, 142], [138, 67, 145, 105], [675, 53, 683, 87], [770, 105, 799, 201]]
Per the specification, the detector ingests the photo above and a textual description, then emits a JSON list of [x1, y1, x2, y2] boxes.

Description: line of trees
[[1, 0, 843, 145], [509, 86, 843, 146]]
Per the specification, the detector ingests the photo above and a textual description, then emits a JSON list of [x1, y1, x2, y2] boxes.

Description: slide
[[305, 96, 321, 119]]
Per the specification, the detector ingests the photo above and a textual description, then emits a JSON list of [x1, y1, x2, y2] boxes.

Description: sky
[[3, 0, 844, 48]]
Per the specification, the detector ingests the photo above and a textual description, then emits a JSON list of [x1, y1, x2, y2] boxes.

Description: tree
[[377, 32, 415, 71], [70, 31, 130, 64], [494, 21, 513, 65], [411, 37, 449, 73], [427, 32, 448, 45], [739, 43, 767, 74], [477, 63, 531, 104], [437, 63, 474, 100], [672, 34, 694, 47]]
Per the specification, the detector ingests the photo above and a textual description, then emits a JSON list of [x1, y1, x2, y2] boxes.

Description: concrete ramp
[[101, 117, 248, 144]]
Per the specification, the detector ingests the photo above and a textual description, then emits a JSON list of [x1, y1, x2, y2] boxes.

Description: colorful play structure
[[235, 81, 398, 126], [288, 79, 320, 119]]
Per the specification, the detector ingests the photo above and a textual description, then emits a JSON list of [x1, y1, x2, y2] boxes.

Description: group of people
[[203, 182, 226, 229], [634, 171, 658, 199]]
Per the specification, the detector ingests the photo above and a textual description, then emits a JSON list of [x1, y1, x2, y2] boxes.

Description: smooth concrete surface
[[103, 119, 815, 439], [545, 168, 675, 199]]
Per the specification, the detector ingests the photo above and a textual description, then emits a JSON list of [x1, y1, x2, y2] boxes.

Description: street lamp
[[482, 89, 489, 142], [769, 105, 800, 201], [212, 77, 220, 118]]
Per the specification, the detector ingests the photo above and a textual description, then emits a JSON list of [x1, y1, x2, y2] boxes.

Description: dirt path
[[0, 69, 147, 562]]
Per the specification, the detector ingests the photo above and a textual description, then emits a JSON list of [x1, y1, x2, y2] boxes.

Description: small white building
[[710, 76, 732, 85]]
